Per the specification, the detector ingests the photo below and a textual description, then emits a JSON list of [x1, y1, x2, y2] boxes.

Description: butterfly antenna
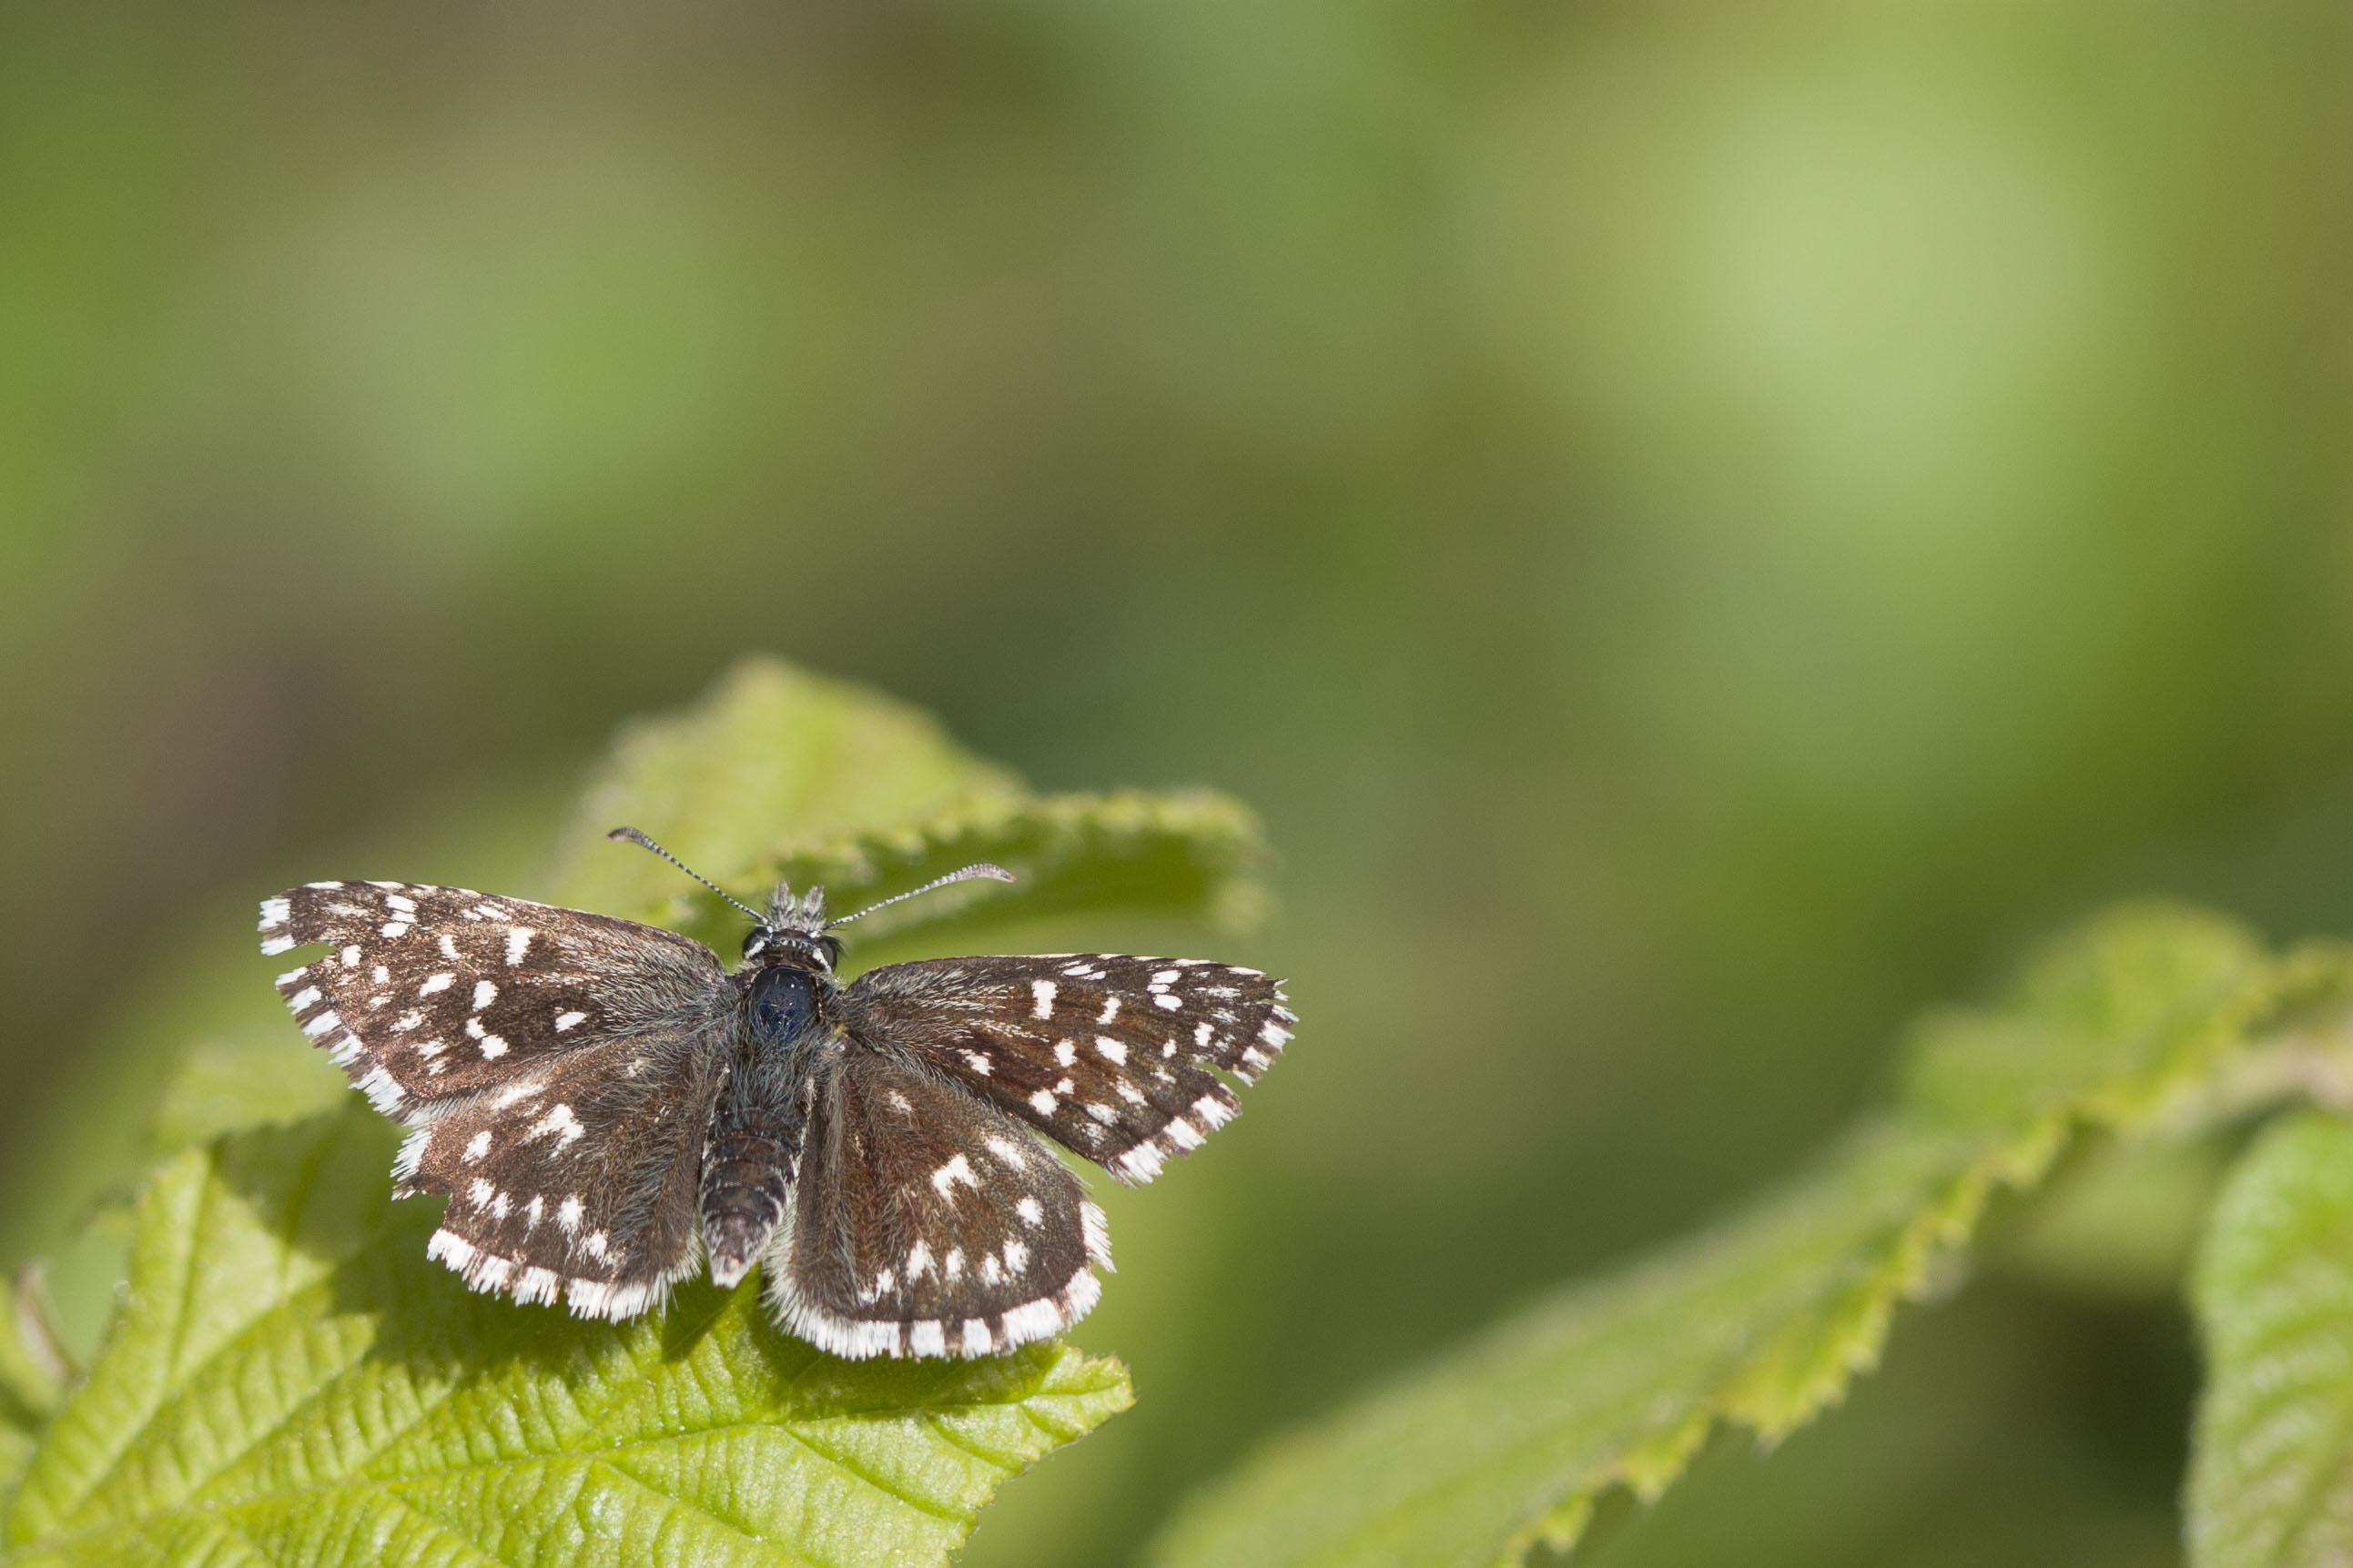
[[605, 826, 766, 923], [828, 864, 1017, 928]]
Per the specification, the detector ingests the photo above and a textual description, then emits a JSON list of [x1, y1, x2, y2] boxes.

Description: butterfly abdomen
[[700, 1117, 796, 1289], [703, 966, 826, 1288]]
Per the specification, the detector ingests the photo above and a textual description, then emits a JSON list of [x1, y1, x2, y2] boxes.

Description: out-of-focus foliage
[[7, 0, 2353, 1562], [2187, 1112, 2353, 1568], [1151, 910, 2339, 1568]]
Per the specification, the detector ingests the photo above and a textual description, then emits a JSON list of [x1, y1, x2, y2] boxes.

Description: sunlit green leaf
[[1150, 906, 2308, 1568], [2186, 1109, 2353, 1568], [542, 657, 1269, 956], [542, 656, 1024, 924], [0, 1105, 1132, 1566]]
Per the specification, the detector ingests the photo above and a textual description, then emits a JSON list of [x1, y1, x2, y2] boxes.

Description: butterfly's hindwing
[[260, 880, 725, 1115], [394, 1016, 732, 1319], [764, 1054, 1107, 1360], [837, 955, 1293, 1183]]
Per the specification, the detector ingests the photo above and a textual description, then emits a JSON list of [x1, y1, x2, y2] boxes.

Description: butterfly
[[259, 827, 1293, 1359]]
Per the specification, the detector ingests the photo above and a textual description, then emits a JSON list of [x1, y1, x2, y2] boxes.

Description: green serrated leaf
[[147, 1030, 350, 1155], [1, 1105, 1132, 1566], [542, 655, 1025, 925], [1148, 905, 2297, 1568], [2186, 1109, 2353, 1568], [541, 658, 1268, 956]]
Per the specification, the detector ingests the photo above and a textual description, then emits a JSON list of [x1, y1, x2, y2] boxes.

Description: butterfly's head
[[744, 885, 841, 971], [604, 827, 1014, 975]]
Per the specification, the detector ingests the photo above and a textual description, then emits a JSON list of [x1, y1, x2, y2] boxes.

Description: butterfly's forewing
[[765, 1055, 1108, 1360], [259, 878, 735, 1318], [260, 880, 725, 1115], [837, 955, 1293, 1183]]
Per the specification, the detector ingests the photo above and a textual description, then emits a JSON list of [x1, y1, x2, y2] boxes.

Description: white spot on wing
[[420, 973, 454, 996], [931, 1153, 979, 1198], [462, 1130, 492, 1163], [1031, 979, 1058, 1019], [1098, 996, 1121, 1024], [1016, 1196, 1045, 1227], [528, 1103, 586, 1146], [505, 927, 533, 966], [554, 1010, 588, 1032], [472, 980, 497, 1010], [1094, 1037, 1128, 1066]]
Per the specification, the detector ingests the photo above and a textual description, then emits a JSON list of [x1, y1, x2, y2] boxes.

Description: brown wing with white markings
[[764, 1052, 1107, 1359], [394, 1016, 731, 1320], [260, 878, 737, 1320], [836, 954, 1293, 1183], [259, 879, 725, 1118]]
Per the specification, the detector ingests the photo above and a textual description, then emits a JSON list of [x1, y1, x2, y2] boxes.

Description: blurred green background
[[5, 3, 2353, 1563]]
